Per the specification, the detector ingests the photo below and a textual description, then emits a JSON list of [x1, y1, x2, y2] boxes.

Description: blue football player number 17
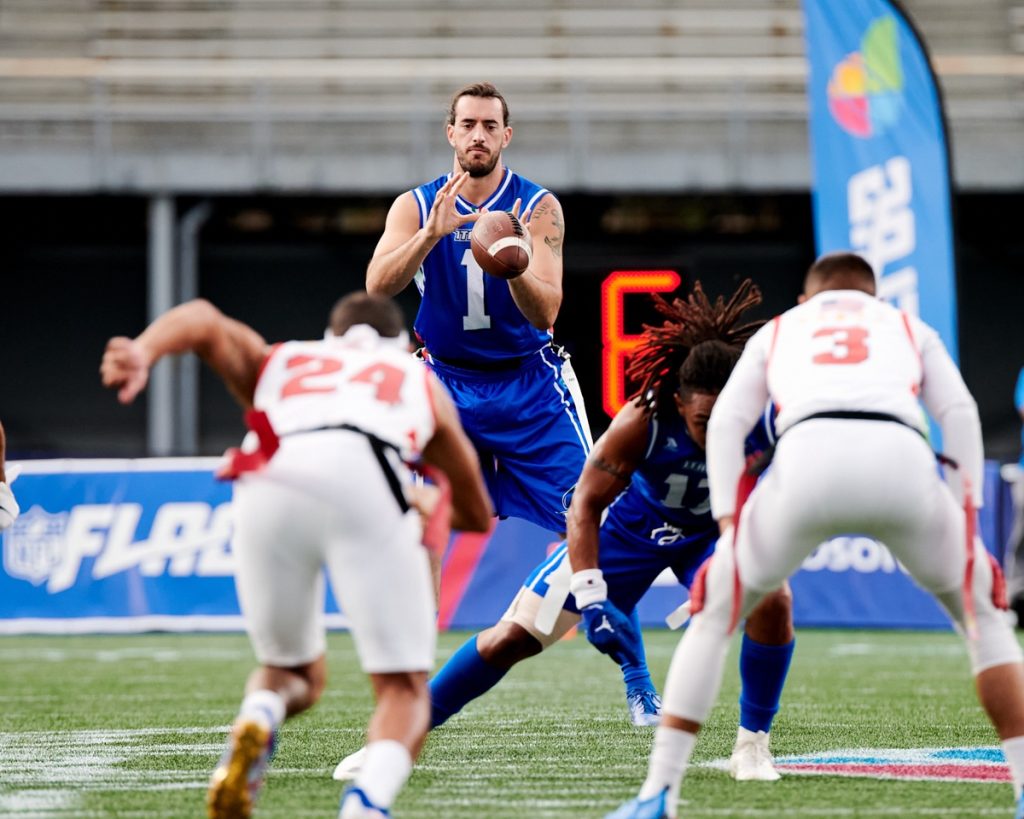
[[663, 473, 711, 515], [462, 250, 491, 331]]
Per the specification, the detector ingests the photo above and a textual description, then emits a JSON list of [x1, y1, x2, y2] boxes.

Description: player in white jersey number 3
[[608, 252, 1024, 819], [101, 292, 492, 819]]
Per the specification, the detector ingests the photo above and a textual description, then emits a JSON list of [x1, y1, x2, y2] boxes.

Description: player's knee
[[372, 670, 429, 704], [476, 621, 543, 669], [968, 615, 1024, 675], [295, 657, 328, 709], [745, 584, 794, 643]]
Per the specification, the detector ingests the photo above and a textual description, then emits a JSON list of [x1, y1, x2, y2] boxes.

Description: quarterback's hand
[[0, 481, 19, 531], [580, 599, 642, 666], [101, 337, 150, 404], [424, 172, 481, 241]]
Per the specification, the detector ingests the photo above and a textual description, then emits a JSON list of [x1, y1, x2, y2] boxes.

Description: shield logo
[[2, 505, 69, 586]]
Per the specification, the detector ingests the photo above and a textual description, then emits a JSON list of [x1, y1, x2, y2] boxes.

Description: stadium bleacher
[[1, 0, 1021, 191]]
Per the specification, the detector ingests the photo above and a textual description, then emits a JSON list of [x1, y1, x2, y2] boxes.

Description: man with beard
[[354, 81, 660, 738]]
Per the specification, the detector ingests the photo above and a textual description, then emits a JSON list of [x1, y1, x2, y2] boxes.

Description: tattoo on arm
[[591, 455, 631, 482], [544, 208, 564, 259], [530, 201, 564, 259]]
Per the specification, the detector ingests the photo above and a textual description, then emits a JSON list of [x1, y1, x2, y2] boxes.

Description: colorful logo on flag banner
[[707, 747, 1009, 783], [827, 16, 904, 137]]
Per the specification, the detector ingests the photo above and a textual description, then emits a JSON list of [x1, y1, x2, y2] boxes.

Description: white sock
[[1003, 735, 1024, 799], [638, 725, 697, 814], [353, 739, 413, 810], [238, 689, 286, 732]]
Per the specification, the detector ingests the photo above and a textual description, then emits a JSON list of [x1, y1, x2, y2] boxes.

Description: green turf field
[[0, 628, 1018, 818]]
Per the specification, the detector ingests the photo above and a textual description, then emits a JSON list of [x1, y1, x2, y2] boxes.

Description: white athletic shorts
[[231, 430, 435, 673]]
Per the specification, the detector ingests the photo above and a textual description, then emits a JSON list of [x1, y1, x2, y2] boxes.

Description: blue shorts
[[429, 345, 592, 533], [522, 529, 717, 614]]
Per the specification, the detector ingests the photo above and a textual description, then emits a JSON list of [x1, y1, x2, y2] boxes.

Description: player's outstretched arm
[[100, 299, 270, 410], [367, 172, 481, 298], [507, 193, 563, 330], [421, 372, 493, 533]]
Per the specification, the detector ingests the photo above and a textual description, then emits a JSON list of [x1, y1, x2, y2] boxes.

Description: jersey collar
[[454, 167, 513, 213]]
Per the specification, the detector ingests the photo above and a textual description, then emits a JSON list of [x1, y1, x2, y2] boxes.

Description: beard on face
[[458, 146, 500, 178]]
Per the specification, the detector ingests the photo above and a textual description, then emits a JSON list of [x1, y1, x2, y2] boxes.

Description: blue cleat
[[1016, 791, 1024, 819], [604, 787, 670, 819], [626, 688, 662, 727]]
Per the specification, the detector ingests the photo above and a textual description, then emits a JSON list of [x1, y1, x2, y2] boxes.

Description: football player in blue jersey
[[335, 279, 795, 784], [361, 80, 660, 725]]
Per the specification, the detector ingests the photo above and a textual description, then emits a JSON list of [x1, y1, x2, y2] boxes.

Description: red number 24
[[280, 354, 405, 405], [812, 327, 869, 365]]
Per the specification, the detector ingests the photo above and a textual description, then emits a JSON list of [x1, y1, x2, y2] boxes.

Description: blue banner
[[802, 0, 958, 358], [0, 460, 1014, 632], [0, 460, 345, 632]]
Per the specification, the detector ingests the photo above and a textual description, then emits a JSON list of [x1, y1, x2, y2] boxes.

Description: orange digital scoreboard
[[599, 269, 681, 418]]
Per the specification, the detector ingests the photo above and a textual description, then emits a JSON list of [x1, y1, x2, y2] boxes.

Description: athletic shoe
[[207, 718, 275, 818], [728, 726, 781, 782], [338, 785, 389, 818], [332, 746, 368, 781], [1015, 791, 1024, 819], [626, 688, 662, 727], [604, 787, 670, 819]]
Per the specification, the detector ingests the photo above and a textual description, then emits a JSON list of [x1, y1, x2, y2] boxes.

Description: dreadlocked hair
[[627, 279, 764, 417]]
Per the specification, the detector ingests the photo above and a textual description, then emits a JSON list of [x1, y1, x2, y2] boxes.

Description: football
[[470, 210, 532, 279]]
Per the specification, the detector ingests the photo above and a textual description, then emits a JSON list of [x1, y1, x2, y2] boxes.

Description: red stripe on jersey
[[436, 522, 496, 630], [962, 478, 978, 641], [899, 312, 923, 393], [425, 368, 439, 439], [727, 460, 760, 634]]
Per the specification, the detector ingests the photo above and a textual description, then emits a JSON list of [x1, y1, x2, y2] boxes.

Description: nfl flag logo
[[3, 505, 69, 586]]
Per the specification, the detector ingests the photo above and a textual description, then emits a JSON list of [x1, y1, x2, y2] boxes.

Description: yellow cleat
[[207, 719, 274, 818]]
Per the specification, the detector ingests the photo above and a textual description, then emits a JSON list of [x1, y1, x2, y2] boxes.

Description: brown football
[[470, 210, 532, 280]]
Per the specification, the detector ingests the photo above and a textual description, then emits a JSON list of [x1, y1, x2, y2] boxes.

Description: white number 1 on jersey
[[462, 249, 492, 331]]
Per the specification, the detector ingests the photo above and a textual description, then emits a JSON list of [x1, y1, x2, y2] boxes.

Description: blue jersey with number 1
[[411, 169, 553, 363]]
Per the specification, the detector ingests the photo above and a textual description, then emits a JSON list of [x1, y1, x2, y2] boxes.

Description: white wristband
[[570, 569, 608, 609]]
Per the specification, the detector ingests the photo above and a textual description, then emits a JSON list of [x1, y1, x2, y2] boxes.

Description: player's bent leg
[[610, 537, 764, 819], [924, 530, 1024, 802], [333, 624, 534, 784], [208, 656, 324, 819], [730, 584, 795, 782], [429, 620, 546, 728], [338, 670, 429, 818]]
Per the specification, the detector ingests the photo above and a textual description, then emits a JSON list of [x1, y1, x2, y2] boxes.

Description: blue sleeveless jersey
[[411, 169, 553, 363], [602, 405, 775, 554]]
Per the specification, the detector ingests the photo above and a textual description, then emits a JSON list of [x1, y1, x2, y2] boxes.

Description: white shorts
[[231, 431, 435, 673]]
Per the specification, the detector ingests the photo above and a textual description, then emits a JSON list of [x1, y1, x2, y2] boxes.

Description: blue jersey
[[521, 405, 776, 614], [603, 406, 775, 555], [411, 169, 553, 363]]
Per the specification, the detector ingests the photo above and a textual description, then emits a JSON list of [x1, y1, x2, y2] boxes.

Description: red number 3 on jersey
[[812, 327, 869, 365]]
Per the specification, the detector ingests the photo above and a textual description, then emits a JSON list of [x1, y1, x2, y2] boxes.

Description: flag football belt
[[746, 410, 959, 478], [219, 413, 411, 514], [283, 423, 411, 514]]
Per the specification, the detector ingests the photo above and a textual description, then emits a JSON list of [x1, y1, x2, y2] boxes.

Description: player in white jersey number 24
[[101, 292, 493, 819]]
